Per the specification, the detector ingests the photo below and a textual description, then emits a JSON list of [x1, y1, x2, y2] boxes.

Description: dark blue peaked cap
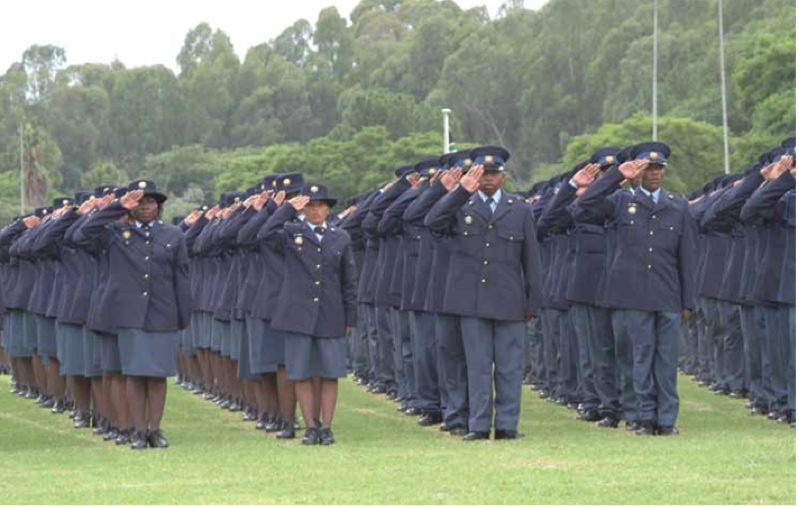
[[629, 142, 671, 166], [52, 196, 74, 208], [590, 147, 623, 168], [781, 137, 795, 157], [470, 146, 510, 170], [394, 165, 415, 178], [439, 149, 473, 169], [74, 190, 93, 205], [414, 155, 443, 177]]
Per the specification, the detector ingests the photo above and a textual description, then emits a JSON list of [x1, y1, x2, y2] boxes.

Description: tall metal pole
[[19, 120, 25, 215], [442, 108, 452, 154], [718, 0, 731, 174], [652, 0, 659, 141]]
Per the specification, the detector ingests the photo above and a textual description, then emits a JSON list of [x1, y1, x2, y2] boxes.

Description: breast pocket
[[617, 219, 645, 246], [152, 239, 175, 264], [496, 228, 524, 261]]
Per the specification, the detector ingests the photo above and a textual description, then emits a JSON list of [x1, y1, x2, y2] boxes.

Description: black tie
[[314, 226, 327, 236], [485, 197, 495, 214]]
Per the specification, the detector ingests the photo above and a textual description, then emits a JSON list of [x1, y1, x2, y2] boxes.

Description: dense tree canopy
[[0, 0, 794, 223]]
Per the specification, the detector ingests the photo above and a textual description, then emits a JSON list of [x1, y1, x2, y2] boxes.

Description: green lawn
[[0, 374, 794, 504]]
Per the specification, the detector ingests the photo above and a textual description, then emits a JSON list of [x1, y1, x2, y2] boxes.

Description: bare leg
[[320, 378, 339, 429], [111, 373, 130, 430], [91, 377, 105, 417], [102, 373, 116, 426], [276, 367, 295, 424], [146, 377, 168, 430], [47, 359, 66, 400], [260, 373, 278, 416], [311, 377, 322, 423], [126, 376, 147, 432], [32, 355, 47, 394], [294, 379, 316, 429], [187, 355, 201, 385], [71, 376, 92, 412]]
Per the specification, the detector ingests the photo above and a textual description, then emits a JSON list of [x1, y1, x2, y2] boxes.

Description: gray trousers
[[695, 304, 711, 382], [558, 309, 579, 403], [352, 307, 370, 379], [702, 297, 725, 387], [460, 317, 525, 433], [436, 313, 467, 428], [410, 311, 439, 412], [788, 305, 796, 420], [588, 305, 619, 419], [764, 305, 790, 413], [717, 301, 744, 391], [611, 308, 639, 422], [391, 309, 414, 402], [540, 309, 561, 396], [613, 309, 681, 427], [740, 305, 765, 408], [374, 305, 396, 392], [528, 318, 546, 386], [570, 304, 599, 411]]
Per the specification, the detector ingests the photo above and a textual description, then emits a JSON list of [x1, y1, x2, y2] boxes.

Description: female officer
[[76, 180, 192, 450], [262, 184, 357, 445]]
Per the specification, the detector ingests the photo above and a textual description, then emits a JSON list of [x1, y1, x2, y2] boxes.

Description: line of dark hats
[[207, 172, 337, 211], [26, 180, 169, 220]]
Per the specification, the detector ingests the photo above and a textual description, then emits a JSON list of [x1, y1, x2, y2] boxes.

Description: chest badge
[[122, 230, 132, 239], [627, 205, 637, 215], [464, 216, 473, 225], [294, 236, 304, 246]]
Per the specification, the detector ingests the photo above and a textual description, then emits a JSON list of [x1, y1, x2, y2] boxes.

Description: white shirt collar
[[639, 187, 662, 201], [135, 220, 155, 229], [477, 189, 502, 203], [307, 220, 328, 232]]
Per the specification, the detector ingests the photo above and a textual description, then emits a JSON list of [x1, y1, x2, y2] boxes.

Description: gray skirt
[[99, 332, 122, 373], [210, 318, 224, 352], [230, 319, 244, 361], [83, 327, 103, 378], [7, 310, 33, 358], [22, 311, 38, 352], [57, 323, 86, 377], [195, 312, 213, 349], [246, 317, 285, 375], [36, 315, 58, 359], [181, 320, 197, 356], [284, 332, 347, 381], [219, 321, 232, 357], [118, 328, 179, 378], [236, 320, 258, 380]]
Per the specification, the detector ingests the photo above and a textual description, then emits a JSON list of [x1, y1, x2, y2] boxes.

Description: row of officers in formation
[[0, 138, 795, 451]]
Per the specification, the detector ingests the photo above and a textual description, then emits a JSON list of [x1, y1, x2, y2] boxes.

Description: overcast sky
[[1, 0, 549, 73]]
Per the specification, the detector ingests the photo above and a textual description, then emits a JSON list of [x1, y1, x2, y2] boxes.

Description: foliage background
[[0, 0, 794, 222]]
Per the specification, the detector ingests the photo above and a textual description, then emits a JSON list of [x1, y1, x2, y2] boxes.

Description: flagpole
[[442, 108, 452, 154], [19, 120, 25, 215], [718, 0, 731, 174], [652, 0, 659, 141]]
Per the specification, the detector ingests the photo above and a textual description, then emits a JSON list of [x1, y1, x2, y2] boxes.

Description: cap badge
[[283, 178, 291, 186], [138, 181, 147, 189], [605, 155, 615, 164], [649, 152, 659, 160], [485, 155, 494, 164], [310, 186, 319, 193]]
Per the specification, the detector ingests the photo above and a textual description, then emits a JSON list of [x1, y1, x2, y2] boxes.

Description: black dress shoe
[[69, 409, 77, 419], [275, 423, 296, 439], [25, 389, 39, 400], [147, 429, 169, 448], [40, 396, 55, 408], [51, 399, 66, 414], [265, 415, 283, 433], [130, 431, 148, 450], [596, 417, 619, 429], [566, 402, 579, 411], [767, 411, 781, 420], [93, 418, 108, 435], [385, 391, 397, 401], [777, 413, 791, 424], [577, 410, 602, 422], [371, 385, 387, 394], [228, 399, 243, 412], [463, 431, 490, 441], [635, 421, 657, 436], [242, 408, 258, 422], [449, 426, 469, 437], [657, 425, 680, 436], [404, 407, 422, 417], [103, 427, 120, 441], [538, 390, 550, 399], [418, 412, 443, 427], [494, 429, 524, 440], [73, 412, 91, 429], [625, 420, 641, 432], [729, 390, 747, 400], [319, 428, 335, 445], [115, 429, 132, 446], [302, 428, 320, 445], [439, 422, 451, 432]]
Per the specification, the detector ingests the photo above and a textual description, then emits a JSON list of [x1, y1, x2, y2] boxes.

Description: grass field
[[0, 374, 794, 505]]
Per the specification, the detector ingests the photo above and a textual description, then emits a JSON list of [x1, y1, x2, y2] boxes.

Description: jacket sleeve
[[741, 171, 796, 223], [537, 183, 576, 235], [238, 205, 273, 245], [73, 201, 127, 249], [577, 168, 624, 220], [522, 208, 544, 316], [403, 181, 448, 227], [679, 202, 698, 310], [258, 203, 297, 246], [701, 171, 765, 230], [184, 216, 208, 257], [378, 186, 421, 236], [424, 185, 472, 235], [340, 240, 358, 328], [173, 234, 195, 330], [31, 209, 81, 258]]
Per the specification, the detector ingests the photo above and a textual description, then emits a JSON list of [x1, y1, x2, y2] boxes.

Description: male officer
[[426, 146, 542, 440], [576, 142, 696, 436]]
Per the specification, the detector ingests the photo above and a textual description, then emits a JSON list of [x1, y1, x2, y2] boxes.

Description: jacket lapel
[[465, 193, 491, 224]]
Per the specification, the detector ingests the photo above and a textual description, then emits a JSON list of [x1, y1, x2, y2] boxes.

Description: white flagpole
[[718, 0, 731, 174]]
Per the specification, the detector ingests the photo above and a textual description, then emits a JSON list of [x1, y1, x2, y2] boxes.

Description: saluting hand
[[221, 205, 236, 220], [273, 190, 286, 207], [185, 209, 203, 226], [289, 195, 310, 211], [571, 163, 600, 188], [22, 216, 41, 229], [77, 198, 96, 216], [97, 194, 116, 210], [252, 192, 269, 212], [618, 159, 648, 181], [205, 205, 221, 220], [439, 167, 462, 192], [120, 190, 144, 210], [459, 165, 484, 194]]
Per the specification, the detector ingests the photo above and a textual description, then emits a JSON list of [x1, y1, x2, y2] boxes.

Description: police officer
[[426, 146, 543, 440], [261, 184, 358, 445], [576, 142, 696, 436], [75, 180, 193, 449]]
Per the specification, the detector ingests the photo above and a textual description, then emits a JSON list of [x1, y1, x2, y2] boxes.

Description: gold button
[[143, 291, 148, 297], [485, 243, 491, 247], [313, 297, 319, 302], [483, 260, 488, 265], [481, 279, 487, 284], [464, 231, 468, 236], [647, 265, 652, 270], [317, 248, 322, 252], [146, 241, 151, 245], [315, 264, 321, 269], [314, 281, 321, 286], [144, 274, 149, 279], [145, 256, 150, 261], [649, 231, 654, 236], [648, 247, 653, 252], [488, 225, 494, 229]]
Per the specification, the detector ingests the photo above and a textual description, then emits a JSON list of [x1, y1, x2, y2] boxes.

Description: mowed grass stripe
[[0, 375, 794, 504]]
